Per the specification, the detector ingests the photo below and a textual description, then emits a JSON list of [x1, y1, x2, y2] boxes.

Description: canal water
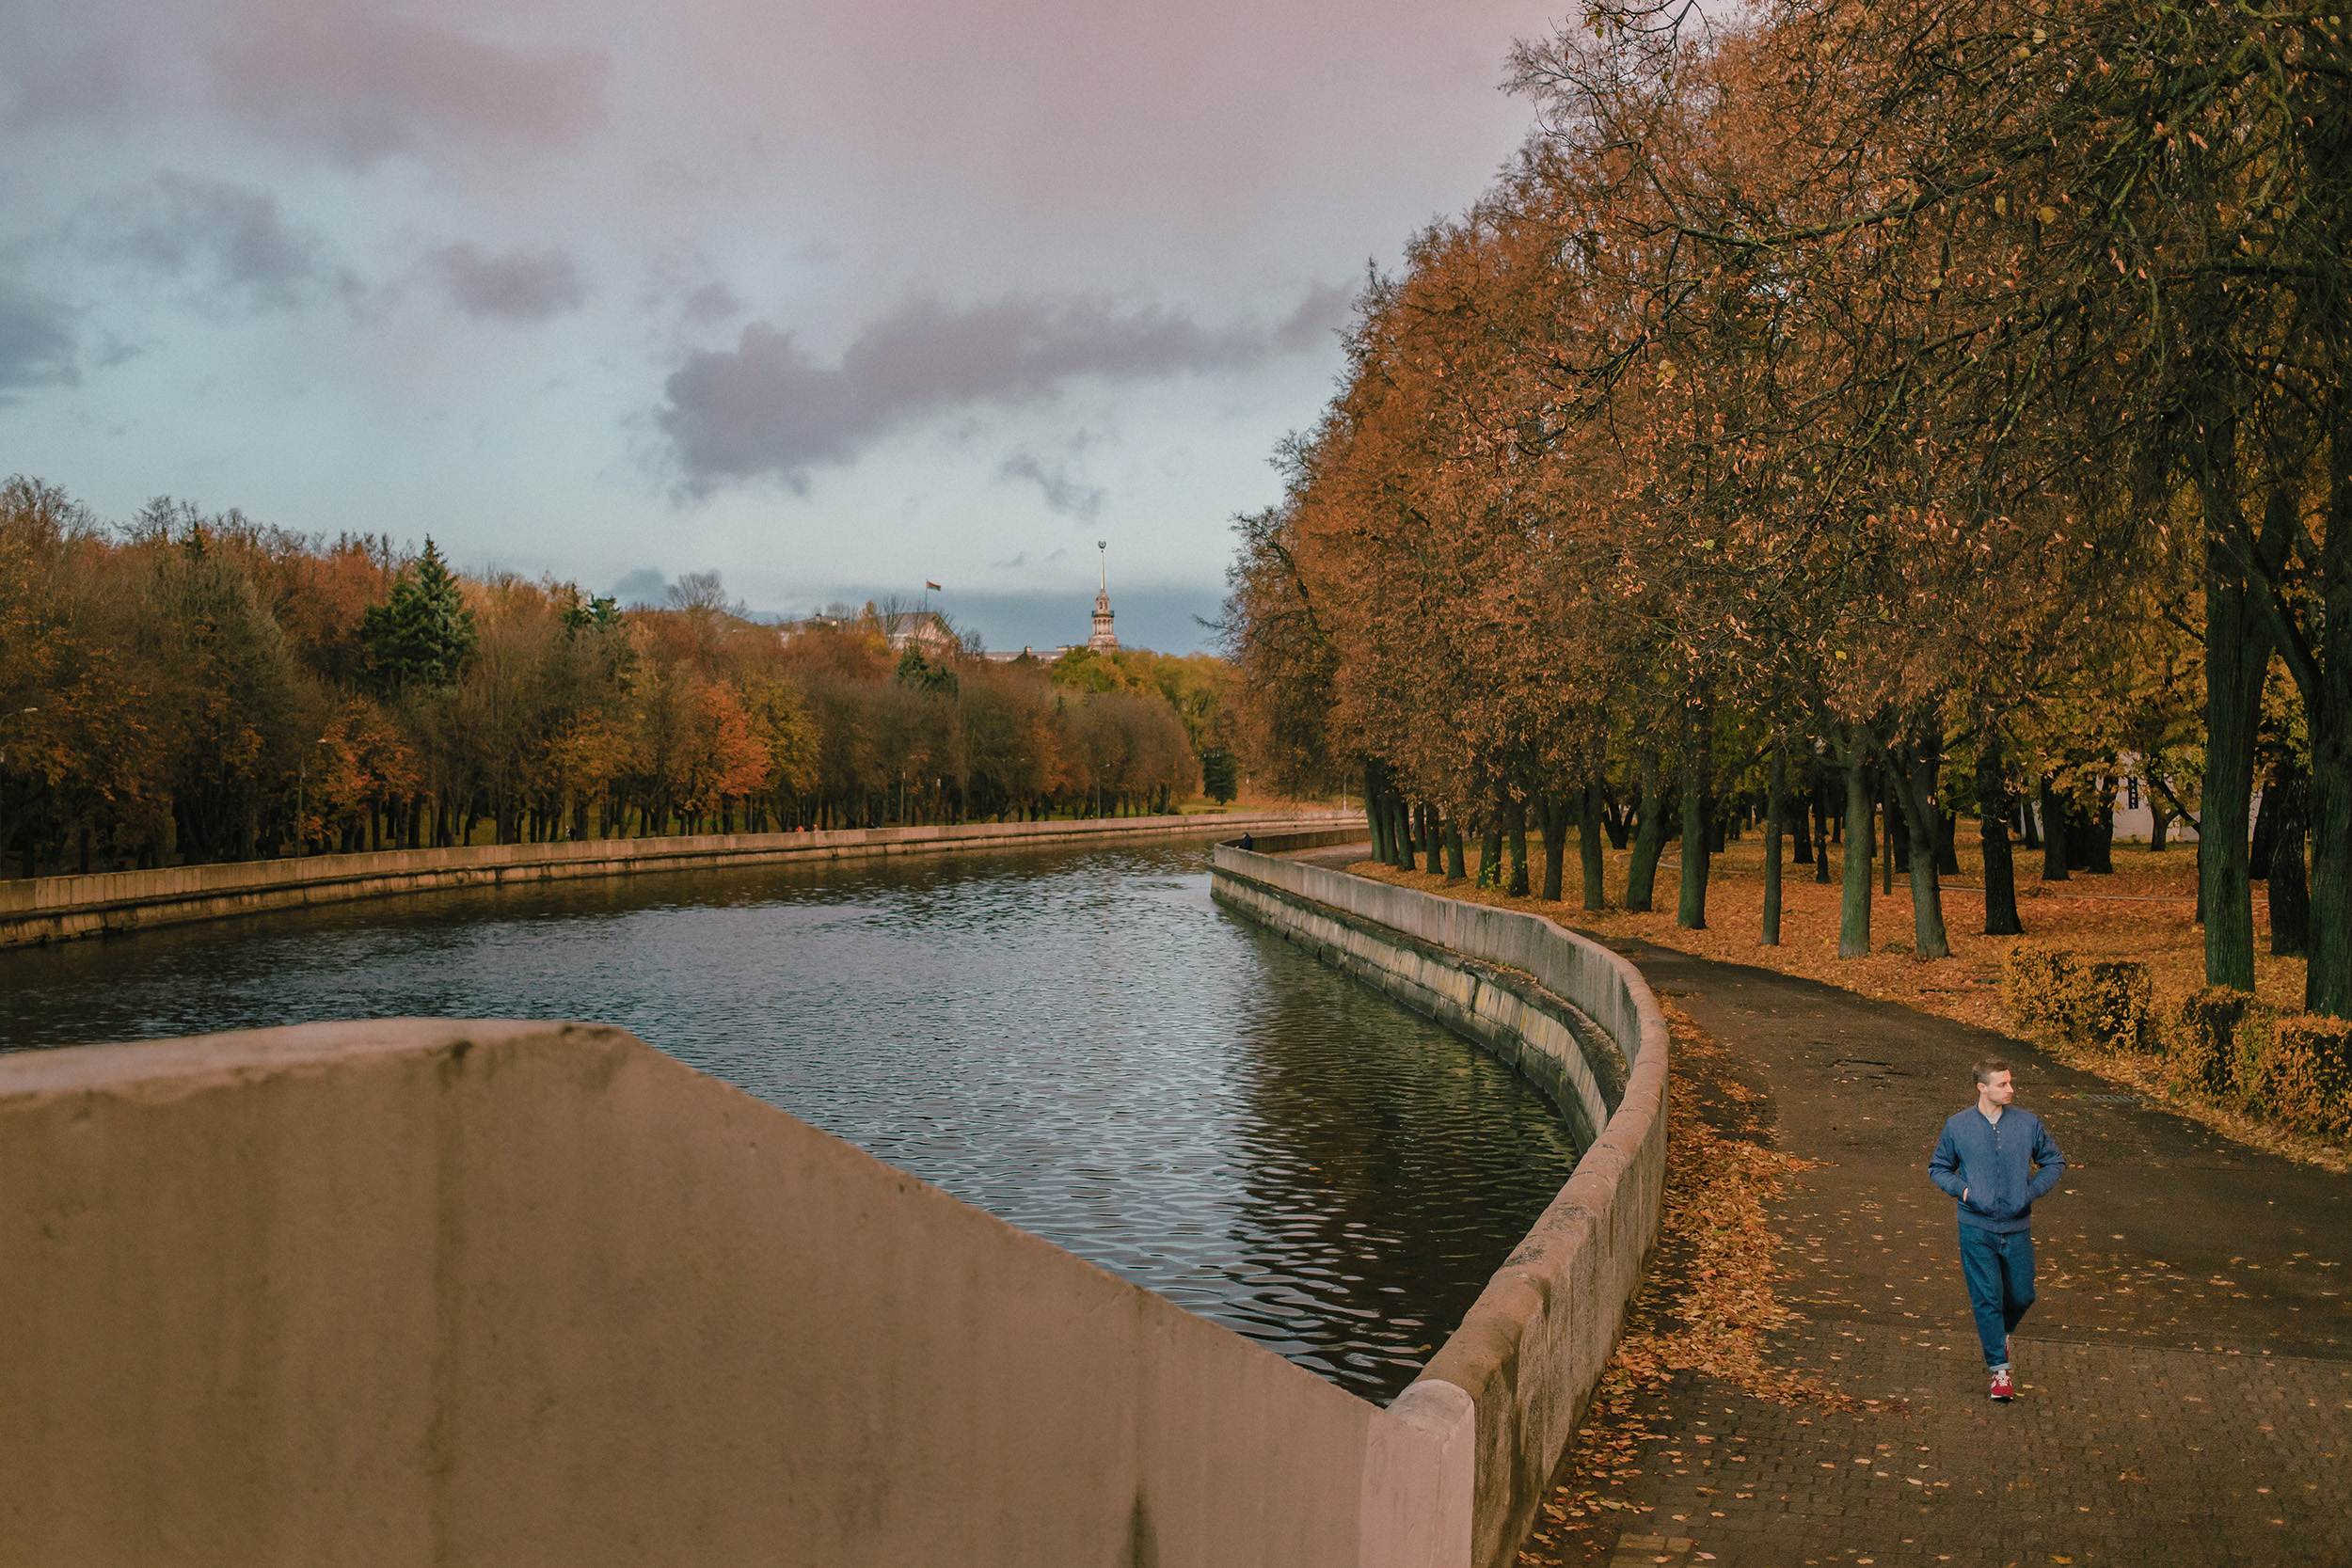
[[0, 834, 1581, 1402]]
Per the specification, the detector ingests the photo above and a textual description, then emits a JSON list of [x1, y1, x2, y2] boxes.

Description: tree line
[[1225, 0, 2346, 1014], [0, 478, 1231, 877]]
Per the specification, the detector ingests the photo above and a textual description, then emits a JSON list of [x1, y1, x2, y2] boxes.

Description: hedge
[[2161, 987, 2280, 1100], [2001, 945, 2153, 1053], [2251, 1017, 2352, 1138]]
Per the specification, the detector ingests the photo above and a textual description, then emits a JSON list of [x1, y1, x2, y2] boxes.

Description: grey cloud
[[210, 10, 606, 166], [999, 450, 1105, 521], [82, 174, 355, 312], [990, 551, 1029, 570], [680, 281, 743, 325], [612, 567, 669, 607], [431, 244, 586, 322], [659, 290, 1320, 493], [0, 280, 77, 389], [0, 13, 137, 129], [1275, 278, 1356, 351]]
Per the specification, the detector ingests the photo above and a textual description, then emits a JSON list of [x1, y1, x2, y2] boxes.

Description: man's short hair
[[1973, 1056, 2012, 1085]]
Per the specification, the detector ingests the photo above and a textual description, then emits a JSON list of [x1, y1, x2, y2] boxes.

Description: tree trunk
[[2200, 424, 2280, 992], [2266, 765, 2310, 957], [1761, 730, 1786, 947], [1881, 770, 1895, 896], [1580, 776, 1607, 911], [1506, 794, 1531, 896], [1936, 810, 1961, 877], [1393, 798, 1415, 871], [2021, 798, 2042, 850], [1814, 777, 1833, 883], [1445, 820, 1467, 881], [1838, 736, 1874, 958], [1677, 705, 1710, 930], [2296, 417, 2350, 1015], [1479, 810, 1503, 891], [1790, 761, 1815, 865], [1893, 732, 1952, 958], [1627, 753, 1665, 911], [2040, 778, 2070, 881], [1540, 794, 1567, 902], [2249, 779, 2278, 879], [2086, 782, 2116, 873], [1977, 728, 2025, 937]]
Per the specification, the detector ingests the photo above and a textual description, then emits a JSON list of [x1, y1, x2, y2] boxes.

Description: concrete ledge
[[0, 810, 1361, 952], [1210, 847, 1669, 1568], [0, 1017, 1466, 1568]]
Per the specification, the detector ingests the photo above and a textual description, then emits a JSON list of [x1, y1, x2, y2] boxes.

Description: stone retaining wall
[[0, 1018, 1471, 1568], [1211, 846, 1670, 1568], [0, 810, 1358, 951]]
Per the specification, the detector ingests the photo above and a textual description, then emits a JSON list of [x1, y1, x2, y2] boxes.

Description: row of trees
[[0, 477, 1229, 876], [1226, 0, 2346, 1014]]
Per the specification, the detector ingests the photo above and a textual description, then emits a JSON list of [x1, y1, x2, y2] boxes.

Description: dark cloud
[[0, 280, 77, 390], [998, 449, 1105, 521], [210, 10, 606, 166], [658, 290, 1328, 493], [82, 173, 354, 312], [430, 244, 586, 322]]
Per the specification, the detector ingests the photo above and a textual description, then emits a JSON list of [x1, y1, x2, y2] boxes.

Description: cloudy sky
[[2, 0, 1554, 652]]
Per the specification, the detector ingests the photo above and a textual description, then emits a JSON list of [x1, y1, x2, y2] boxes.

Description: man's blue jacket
[[1929, 1106, 2066, 1234]]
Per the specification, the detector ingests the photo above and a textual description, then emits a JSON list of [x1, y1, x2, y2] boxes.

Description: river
[[0, 833, 1580, 1402]]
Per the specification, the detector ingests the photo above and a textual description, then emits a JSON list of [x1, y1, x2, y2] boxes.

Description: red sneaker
[[1988, 1367, 2016, 1402]]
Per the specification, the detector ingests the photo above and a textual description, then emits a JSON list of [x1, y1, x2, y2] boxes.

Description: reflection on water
[[0, 836, 1580, 1401]]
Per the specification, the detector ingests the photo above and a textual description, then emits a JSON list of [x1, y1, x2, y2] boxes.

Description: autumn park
[[4, 0, 2349, 1563], [1224, 0, 2352, 1134]]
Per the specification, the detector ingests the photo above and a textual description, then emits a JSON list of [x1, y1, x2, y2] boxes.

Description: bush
[[2161, 987, 2279, 1100], [2250, 1017, 2352, 1138], [2001, 945, 2153, 1053]]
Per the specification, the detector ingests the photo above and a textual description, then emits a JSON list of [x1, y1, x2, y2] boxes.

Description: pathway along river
[[0, 832, 1580, 1402]]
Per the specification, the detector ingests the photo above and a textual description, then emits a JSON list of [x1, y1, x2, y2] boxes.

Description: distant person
[[1929, 1057, 2066, 1402], [1237, 832, 1253, 851]]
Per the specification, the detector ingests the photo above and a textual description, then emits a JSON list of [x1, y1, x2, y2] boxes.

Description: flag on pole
[[925, 580, 942, 591]]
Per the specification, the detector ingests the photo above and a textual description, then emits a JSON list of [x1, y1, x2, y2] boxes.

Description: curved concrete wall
[[0, 1019, 1469, 1568], [1210, 847, 1670, 1568], [0, 810, 1359, 952]]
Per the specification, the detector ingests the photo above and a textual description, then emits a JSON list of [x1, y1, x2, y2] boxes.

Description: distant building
[[1087, 543, 1119, 654], [777, 609, 959, 658]]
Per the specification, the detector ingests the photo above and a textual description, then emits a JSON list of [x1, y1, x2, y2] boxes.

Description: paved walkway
[[1558, 937, 2351, 1568], [1281, 847, 2351, 1563]]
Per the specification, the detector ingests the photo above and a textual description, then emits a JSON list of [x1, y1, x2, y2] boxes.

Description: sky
[[1, 0, 1559, 653]]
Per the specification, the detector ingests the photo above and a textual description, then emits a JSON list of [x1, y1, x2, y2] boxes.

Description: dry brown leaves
[[1516, 1006, 1882, 1565]]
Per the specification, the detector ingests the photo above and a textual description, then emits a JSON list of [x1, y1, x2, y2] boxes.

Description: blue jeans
[[1958, 1225, 2035, 1367]]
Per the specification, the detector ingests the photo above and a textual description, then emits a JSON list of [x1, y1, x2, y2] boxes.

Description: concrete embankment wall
[[0, 1019, 1472, 1568], [1211, 847, 1670, 1568], [0, 809, 1357, 952]]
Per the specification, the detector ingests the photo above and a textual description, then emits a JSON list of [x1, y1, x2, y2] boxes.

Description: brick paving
[[1541, 938, 2352, 1568]]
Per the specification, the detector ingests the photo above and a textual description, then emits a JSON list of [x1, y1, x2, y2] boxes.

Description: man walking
[[1929, 1057, 2066, 1401]]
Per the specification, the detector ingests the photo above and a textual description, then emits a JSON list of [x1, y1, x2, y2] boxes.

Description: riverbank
[[0, 808, 1360, 952]]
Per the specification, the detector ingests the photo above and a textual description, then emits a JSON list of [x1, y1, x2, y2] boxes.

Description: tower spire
[[1089, 541, 1118, 654]]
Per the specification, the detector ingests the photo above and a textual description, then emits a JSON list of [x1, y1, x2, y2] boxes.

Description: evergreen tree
[[358, 539, 477, 692]]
